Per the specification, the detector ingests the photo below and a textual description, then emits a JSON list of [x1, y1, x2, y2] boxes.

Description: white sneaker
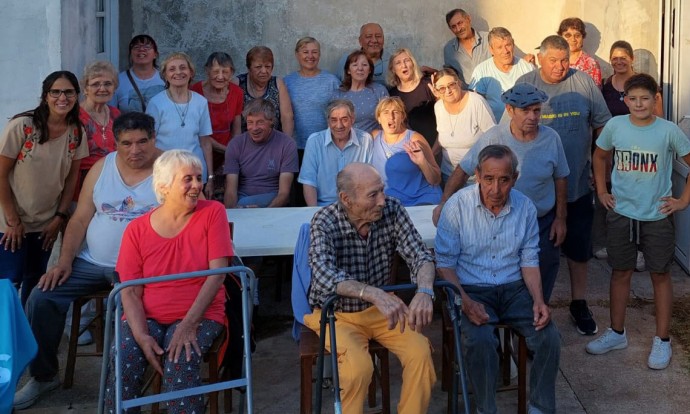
[[648, 336, 672, 369], [13, 377, 60, 410], [594, 247, 608, 259], [635, 251, 646, 272], [586, 328, 628, 355]]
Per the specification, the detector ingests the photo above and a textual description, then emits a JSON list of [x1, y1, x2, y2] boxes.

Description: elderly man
[[305, 162, 436, 414], [336, 23, 390, 86], [13, 112, 161, 410], [436, 145, 560, 414], [468, 27, 536, 121], [224, 99, 298, 208], [434, 83, 569, 303], [512, 35, 611, 335], [298, 99, 373, 206]]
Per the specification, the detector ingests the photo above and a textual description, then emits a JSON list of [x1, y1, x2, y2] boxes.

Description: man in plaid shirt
[[304, 163, 436, 414]]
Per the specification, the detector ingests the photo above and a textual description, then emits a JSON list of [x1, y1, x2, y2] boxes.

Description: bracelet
[[208, 174, 215, 180], [359, 284, 367, 300], [54, 211, 69, 220]]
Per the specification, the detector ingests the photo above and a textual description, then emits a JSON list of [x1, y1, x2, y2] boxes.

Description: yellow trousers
[[304, 305, 436, 414]]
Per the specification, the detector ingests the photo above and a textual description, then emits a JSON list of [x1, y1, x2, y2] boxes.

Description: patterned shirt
[[308, 197, 434, 312], [571, 51, 602, 88]]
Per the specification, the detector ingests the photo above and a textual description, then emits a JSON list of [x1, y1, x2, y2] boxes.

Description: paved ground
[[17, 245, 690, 413]]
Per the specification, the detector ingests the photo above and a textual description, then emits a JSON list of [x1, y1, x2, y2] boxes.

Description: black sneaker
[[570, 300, 598, 335]]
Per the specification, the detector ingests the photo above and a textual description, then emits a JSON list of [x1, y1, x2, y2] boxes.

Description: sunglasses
[[48, 89, 77, 98]]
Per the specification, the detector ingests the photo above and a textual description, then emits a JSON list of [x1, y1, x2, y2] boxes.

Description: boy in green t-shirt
[[587, 73, 690, 369]]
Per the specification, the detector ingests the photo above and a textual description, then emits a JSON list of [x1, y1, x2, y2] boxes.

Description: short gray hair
[[81, 60, 119, 90], [325, 99, 355, 119], [539, 35, 569, 55], [488, 27, 513, 44], [476, 145, 519, 176], [152, 150, 203, 204], [242, 98, 277, 125]]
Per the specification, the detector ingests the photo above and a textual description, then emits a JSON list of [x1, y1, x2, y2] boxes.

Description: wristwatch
[[416, 287, 435, 301]]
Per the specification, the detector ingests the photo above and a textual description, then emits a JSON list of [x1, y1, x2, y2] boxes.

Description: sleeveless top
[[237, 73, 282, 132], [372, 130, 441, 206], [78, 152, 158, 267]]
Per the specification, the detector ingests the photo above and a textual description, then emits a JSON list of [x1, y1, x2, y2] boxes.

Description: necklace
[[448, 112, 460, 137], [88, 107, 110, 143], [168, 90, 191, 127]]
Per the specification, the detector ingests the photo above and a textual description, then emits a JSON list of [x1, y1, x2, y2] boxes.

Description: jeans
[[461, 280, 560, 414], [538, 209, 561, 303], [0, 232, 52, 307], [237, 192, 277, 208], [26, 257, 114, 380]]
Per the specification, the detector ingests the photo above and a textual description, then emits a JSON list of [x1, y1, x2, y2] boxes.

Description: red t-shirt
[[116, 200, 233, 324]]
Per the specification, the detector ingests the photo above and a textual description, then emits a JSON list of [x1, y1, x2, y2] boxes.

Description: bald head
[[337, 163, 381, 197], [359, 23, 384, 60]]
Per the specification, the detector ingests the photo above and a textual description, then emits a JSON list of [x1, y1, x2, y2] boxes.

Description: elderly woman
[[0, 71, 89, 306], [284, 37, 340, 151], [332, 50, 389, 133], [147, 52, 214, 196], [237, 46, 294, 137], [190, 52, 244, 199], [387, 48, 437, 148], [558, 17, 602, 88], [112, 34, 165, 113], [371, 97, 441, 206], [432, 68, 495, 183], [105, 149, 231, 413], [78, 61, 121, 197]]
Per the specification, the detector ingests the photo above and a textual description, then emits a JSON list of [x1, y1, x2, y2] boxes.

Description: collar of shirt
[[324, 128, 362, 149], [454, 28, 484, 52], [471, 183, 514, 219]]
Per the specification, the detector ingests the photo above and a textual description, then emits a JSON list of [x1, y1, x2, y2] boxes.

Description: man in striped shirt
[[436, 145, 560, 414]]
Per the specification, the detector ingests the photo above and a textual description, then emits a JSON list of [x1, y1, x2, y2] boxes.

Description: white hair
[[152, 149, 203, 203]]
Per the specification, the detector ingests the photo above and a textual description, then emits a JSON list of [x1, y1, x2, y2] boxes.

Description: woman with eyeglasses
[[432, 68, 495, 184], [112, 34, 165, 113], [332, 50, 389, 133], [0, 71, 89, 306], [558, 17, 602, 88], [78, 61, 121, 198]]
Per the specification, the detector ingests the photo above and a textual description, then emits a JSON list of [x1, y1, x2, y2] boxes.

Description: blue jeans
[[0, 232, 52, 307], [237, 192, 277, 207], [460, 280, 560, 414], [26, 257, 114, 380], [538, 209, 561, 304]]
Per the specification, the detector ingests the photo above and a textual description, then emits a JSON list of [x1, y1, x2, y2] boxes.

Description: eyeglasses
[[48, 89, 77, 99], [132, 44, 153, 51], [436, 82, 458, 94], [563, 32, 583, 40], [88, 81, 115, 89]]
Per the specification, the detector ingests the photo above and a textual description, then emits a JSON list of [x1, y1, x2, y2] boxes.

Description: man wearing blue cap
[[434, 83, 569, 303]]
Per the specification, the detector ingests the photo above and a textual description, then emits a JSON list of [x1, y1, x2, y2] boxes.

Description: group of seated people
[[2, 6, 687, 414]]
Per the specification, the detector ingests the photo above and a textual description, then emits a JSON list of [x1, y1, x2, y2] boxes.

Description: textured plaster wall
[[128, 0, 660, 82], [0, 1, 62, 122]]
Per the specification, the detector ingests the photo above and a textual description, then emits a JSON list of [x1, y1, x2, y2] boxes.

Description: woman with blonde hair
[[146, 52, 214, 197], [370, 96, 441, 206], [387, 48, 437, 148]]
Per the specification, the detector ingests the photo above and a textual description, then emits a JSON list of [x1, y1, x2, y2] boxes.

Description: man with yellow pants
[[304, 163, 436, 414]]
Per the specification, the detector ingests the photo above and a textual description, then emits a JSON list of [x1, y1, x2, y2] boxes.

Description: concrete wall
[[0, 1, 62, 122], [127, 0, 661, 82]]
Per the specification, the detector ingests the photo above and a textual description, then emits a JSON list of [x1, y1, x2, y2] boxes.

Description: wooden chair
[[298, 325, 390, 414], [63, 289, 110, 389], [441, 305, 527, 414]]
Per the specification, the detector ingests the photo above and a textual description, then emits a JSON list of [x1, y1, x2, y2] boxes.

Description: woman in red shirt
[[105, 150, 233, 412]]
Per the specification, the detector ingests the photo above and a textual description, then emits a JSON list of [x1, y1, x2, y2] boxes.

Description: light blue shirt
[[284, 71, 340, 149], [459, 123, 570, 217], [298, 128, 373, 205], [435, 184, 540, 286], [468, 57, 535, 121]]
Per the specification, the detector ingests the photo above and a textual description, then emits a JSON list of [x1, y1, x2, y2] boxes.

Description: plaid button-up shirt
[[308, 197, 434, 312]]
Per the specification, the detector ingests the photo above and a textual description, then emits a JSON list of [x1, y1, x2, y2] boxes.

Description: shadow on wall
[[584, 22, 613, 80], [634, 49, 659, 82]]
